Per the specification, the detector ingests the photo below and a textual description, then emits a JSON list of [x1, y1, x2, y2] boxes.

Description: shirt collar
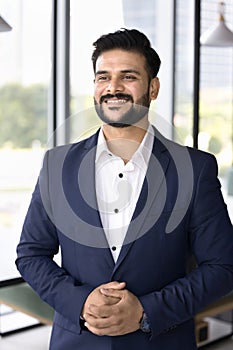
[[95, 127, 111, 162], [95, 124, 154, 169]]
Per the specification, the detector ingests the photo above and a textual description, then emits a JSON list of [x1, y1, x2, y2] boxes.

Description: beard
[[94, 92, 150, 128]]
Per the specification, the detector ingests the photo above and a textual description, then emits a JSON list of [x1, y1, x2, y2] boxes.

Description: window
[[174, 0, 233, 221], [0, 0, 52, 282], [200, 0, 233, 185]]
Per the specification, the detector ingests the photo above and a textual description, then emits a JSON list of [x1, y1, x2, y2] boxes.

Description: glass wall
[[69, 0, 124, 142], [0, 0, 51, 282], [174, 0, 233, 223]]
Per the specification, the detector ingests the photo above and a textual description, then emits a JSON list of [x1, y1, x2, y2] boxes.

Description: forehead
[[95, 49, 146, 72]]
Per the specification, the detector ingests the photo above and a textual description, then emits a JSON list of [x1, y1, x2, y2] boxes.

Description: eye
[[123, 75, 137, 80], [96, 75, 108, 82]]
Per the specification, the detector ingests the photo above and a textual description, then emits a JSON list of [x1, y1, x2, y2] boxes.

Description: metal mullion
[[48, 0, 70, 148], [193, 0, 201, 149], [48, 0, 58, 148], [55, 0, 70, 146], [171, 0, 177, 141]]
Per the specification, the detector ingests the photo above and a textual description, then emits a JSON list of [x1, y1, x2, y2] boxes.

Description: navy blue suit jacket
[[16, 128, 233, 350]]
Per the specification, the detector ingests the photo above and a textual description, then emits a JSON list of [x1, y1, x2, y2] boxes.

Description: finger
[[84, 314, 113, 329], [87, 304, 112, 318], [102, 295, 121, 305], [100, 288, 124, 298], [84, 322, 112, 336], [85, 320, 126, 337], [101, 281, 126, 290]]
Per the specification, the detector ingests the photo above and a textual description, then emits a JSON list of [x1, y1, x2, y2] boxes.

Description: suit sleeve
[[139, 153, 233, 339], [15, 150, 94, 332]]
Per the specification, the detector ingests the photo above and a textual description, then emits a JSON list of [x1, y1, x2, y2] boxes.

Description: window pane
[[174, 0, 233, 222], [200, 0, 233, 181], [69, 0, 124, 142], [0, 0, 51, 281], [173, 0, 195, 146]]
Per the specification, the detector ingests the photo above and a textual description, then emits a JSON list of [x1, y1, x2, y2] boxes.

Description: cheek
[[93, 88, 101, 102], [132, 82, 148, 97], [134, 89, 148, 101], [94, 85, 105, 98]]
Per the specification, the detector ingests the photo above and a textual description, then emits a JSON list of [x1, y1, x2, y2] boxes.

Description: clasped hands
[[81, 281, 143, 336]]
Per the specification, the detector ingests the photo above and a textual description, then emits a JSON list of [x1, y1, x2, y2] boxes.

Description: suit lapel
[[70, 131, 115, 269]]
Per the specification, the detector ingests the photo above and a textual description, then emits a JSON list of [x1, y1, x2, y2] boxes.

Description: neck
[[102, 117, 149, 163]]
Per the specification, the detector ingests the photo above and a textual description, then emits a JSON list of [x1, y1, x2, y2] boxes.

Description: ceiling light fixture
[[200, 1, 233, 47], [0, 15, 12, 32]]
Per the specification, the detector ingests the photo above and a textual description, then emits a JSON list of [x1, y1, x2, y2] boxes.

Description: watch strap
[[140, 311, 151, 333]]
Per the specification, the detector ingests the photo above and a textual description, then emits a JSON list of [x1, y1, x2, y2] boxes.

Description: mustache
[[100, 93, 133, 104]]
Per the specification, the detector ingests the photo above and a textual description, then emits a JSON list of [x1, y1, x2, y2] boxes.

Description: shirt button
[[112, 246, 116, 251], [114, 208, 119, 213], [119, 173, 123, 178]]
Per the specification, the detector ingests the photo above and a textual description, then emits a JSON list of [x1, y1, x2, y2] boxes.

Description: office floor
[[0, 325, 233, 350]]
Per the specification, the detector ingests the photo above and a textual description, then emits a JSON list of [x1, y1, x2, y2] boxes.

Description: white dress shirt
[[95, 124, 154, 262]]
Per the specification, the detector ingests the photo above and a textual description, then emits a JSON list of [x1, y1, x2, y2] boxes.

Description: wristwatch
[[140, 311, 151, 334]]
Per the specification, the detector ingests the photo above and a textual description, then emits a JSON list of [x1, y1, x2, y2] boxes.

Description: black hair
[[92, 28, 161, 80]]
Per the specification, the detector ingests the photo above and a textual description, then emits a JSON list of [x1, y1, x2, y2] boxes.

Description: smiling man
[[16, 28, 233, 350], [93, 49, 158, 128]]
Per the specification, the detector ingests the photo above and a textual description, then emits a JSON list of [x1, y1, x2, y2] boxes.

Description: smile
[[104, 99, 129, 104]]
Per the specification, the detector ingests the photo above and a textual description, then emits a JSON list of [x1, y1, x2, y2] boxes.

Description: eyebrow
[[95, 69, 141, 76]]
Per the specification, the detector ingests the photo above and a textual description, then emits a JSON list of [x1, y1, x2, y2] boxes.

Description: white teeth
[[106, 99, 127, 104]]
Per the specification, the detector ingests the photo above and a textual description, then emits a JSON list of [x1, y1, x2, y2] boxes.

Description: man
[[16, 28, 233, 350]]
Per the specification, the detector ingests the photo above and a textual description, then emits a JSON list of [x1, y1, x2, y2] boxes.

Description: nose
[[106, 78, 124, 94]]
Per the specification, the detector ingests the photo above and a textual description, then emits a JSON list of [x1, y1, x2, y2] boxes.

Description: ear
[[149, 77, 160, 100]]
